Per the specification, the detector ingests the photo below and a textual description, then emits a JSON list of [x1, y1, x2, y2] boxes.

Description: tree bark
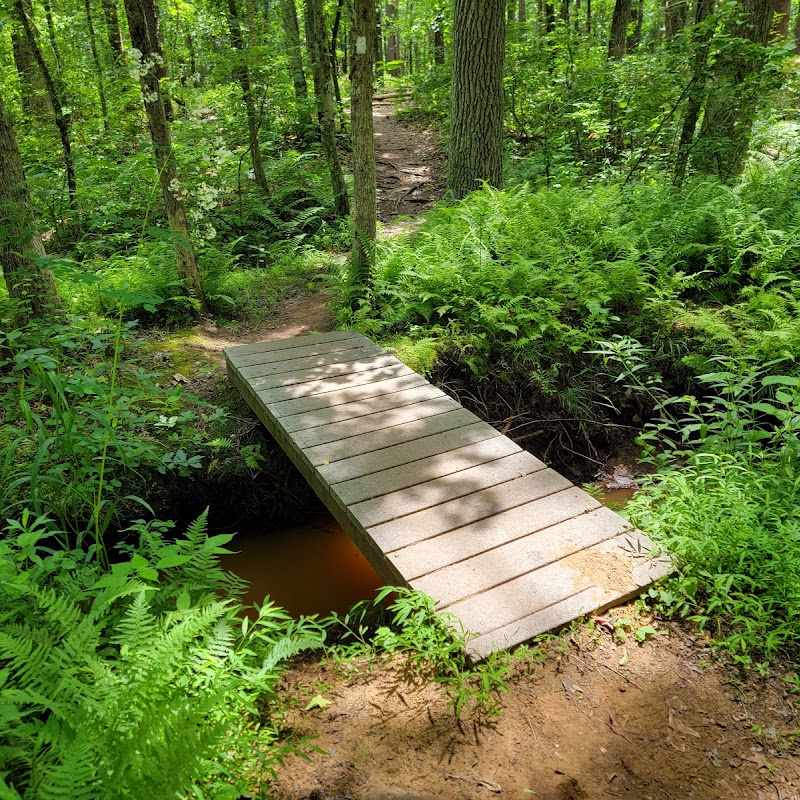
[[433, 13, 445, 63], [674, 0, 714, 184], [385, 2, 401, 73], [11, 1, 48, 117], [0, 90, 61, 322], [101, 0, 125, 61], [447, 0, 506, 199], [664, 0, 686, 37], [331, 0, 345, 101], [226, 0, 268, 190], [607, 0, 630, 58], [691, 0, 776, 180], [85, 0, 109, 131], [43, 0, 63, 73], [123, 0, 206, 310], [141, 0, 173, 118], [15, 0, 77, 211], [350, 0, 376, 300], [627, 0, 643, 49], [279, 0, 313, 130], [519, 0, 526, 22], [305, 0, 350, 216], [771, 0, 790, 39]]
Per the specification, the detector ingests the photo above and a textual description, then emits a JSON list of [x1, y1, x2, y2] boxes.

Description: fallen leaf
[[305, 694, 333, 711]]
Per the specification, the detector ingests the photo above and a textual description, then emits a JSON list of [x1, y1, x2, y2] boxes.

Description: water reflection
[[222, 513, 383, 617]]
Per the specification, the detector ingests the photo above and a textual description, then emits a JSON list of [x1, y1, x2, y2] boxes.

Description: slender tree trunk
[[331, 0, 344, 101], [375, 1, 385, 80], [607, 0, 629, 58], [545, 0, 555, 32], [123, 0, 206, 310], [15, 0, 77, 211], [585, 0, 590, 33], [691, 0, 776, 180], [664, 0, 686, 37], [0, 90, 61, 322], [141, 0, 173, 118], [433, 13, 445, 62], [226, 0, 268, 189], [674, 0, 714, 184], [101, 0, 124, 61], [306, 0, 350, 215], [448, 0, 506, 198], [627, 0, 643, 49], [795, 6, 800, 52], [42, 0, 63, 72], [279, 0, 313, 130], [519, 0, 526, 22], [186, 33, 198, 81], [85, 0, 109, 131], [350, 0, 376, 299], [560, 0, 569, 24], [385, 2, 401, 73]]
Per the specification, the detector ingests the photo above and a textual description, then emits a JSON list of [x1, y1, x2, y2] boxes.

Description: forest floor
[[167, 102, 800, 799]]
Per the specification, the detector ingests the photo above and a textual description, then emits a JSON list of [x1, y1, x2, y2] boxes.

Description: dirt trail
[[273, 616, 800, 800], [373, 98, 445, 235]]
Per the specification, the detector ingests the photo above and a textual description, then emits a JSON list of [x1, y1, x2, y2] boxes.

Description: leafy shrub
[[0, 510, 324, 799]]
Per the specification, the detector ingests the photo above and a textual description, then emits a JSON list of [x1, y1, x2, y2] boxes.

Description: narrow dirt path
[[373, 98, 446, 234]]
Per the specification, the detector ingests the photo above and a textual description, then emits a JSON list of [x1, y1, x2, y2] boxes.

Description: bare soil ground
[[272, 613, 800, 800]]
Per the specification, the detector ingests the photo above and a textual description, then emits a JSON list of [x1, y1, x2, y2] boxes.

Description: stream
[[222, 488, 637, 617]]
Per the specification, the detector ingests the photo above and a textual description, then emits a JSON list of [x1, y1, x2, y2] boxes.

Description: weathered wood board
[[225, 331, 672, 660]]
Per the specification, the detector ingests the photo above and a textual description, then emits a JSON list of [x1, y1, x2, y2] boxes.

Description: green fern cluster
[[0, 510, 323, 799]]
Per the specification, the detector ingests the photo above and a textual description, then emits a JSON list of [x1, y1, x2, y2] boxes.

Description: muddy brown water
[[223, 489, 638, 618]]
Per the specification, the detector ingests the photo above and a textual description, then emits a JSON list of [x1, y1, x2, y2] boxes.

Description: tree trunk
[[11, 2, 48, 117], [545, 0, 555, 32], [226, 0, 268, 190], [350, 0, 376, 300], [141, 0, 173, 118], [519, 0, 526, 22], [433, 14, 445, 63], [15, 0, 77, 211], [305, 0, 350, 216], [279, 0, 313, 130], [691, 0, 776, 180], [795, 5, 800, 52], [331, 0, 345, 101], [771, 0, 790, 39], [627, 0, 643, 49], [664, 0, 686, 37], [85, 0, 109, 131], [607, 0, 629, 58], [43, 0, 63, 73], [674, 0, 714, 184], [585, 0, 591, 34], [560, 0, 569, 24], [385, 2, 401, 73], [448, 0, 506, 199], [123, 0, 206, 310], [375, 1, 385, 80], [101, 0, 124, 61], [0, 90, 61, 322]]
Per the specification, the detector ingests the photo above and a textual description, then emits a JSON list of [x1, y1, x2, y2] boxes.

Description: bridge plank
[[248, 353, 403, 391], [225, 330, 361, 358], [228, 333, 373, 368], [238, 344, 384, 379], [368, 467, 570, 554]]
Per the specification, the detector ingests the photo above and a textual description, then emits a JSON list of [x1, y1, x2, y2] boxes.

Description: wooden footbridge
[[225, 331, 671, 660]]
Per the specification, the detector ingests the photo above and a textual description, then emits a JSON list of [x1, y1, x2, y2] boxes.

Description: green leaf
[[304, 694, 333, 711], [635, 625, 657, 643]]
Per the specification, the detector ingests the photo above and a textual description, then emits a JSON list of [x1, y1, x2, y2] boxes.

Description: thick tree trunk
[[545, 0, 555, 31], [15, 0, 77, 211], [0, 90, 61, 322], [306, 0, 350, 216], [447, 0, 506, 199], [123, 0, 206, 310], [11, 3, 48, 117], [771, 0, 790, 39], [279, 0, 313, 130], [141, 0, 173, 118], [519, 0, 527, 22], [101, 0, 125, 61], [350, 0, 376, 299], [607, 0, 630, 58], [85, 0, 109, 131], [691, 0, 776, 180], [674, 0, 714, 184], [226, 0, 268, 190]]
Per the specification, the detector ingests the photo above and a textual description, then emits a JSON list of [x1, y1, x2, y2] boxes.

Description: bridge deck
[[225, 331, 671, 660]]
